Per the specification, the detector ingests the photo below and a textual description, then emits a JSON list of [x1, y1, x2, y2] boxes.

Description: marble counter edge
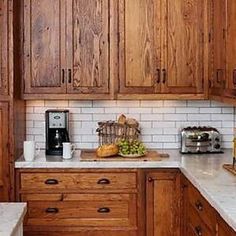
[[0, 203, 27, 236]]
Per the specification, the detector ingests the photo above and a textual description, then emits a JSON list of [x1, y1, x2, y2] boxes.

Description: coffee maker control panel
[[49, 112, 66, 128]]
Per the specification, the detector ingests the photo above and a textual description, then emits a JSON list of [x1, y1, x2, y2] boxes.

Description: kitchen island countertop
[[15, 149, 236, 231], [0, 203, 27, 236]]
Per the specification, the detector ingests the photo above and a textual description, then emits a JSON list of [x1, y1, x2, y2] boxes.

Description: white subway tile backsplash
[[26, 100, 235, 150], [188, 114, 211, 121]]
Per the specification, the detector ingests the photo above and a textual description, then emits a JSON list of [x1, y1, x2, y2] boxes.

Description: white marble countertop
[[0, 203, 27, 236], [15, 149, 236, 231]]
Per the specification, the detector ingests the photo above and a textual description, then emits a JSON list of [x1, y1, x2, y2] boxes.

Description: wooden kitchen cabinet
[[23, 0, 115, 99], [66, 0, 111, 96], [16, 169, 140, 236], [117, 0, 207, 99], [23, 0, 67, 95], [217, 215, 236, 236], [209, 0, 227, 99], [0, 102, 9, 201], [0, 0, 9, 98], [224, 0, 236, 99], [146, 170, 181, 236]]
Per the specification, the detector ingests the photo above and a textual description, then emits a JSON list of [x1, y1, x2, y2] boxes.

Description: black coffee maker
[[46, 110, 70, 155]]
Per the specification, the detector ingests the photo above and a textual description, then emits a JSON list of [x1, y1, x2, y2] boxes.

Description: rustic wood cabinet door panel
[[146, 171, 181, 236], [66, 0, 110, 95], [0, 0, 9, 97], [161, 0, 204, 94], [0, 102, 9, 201], [118, 0, 161, 94], [23, 0, 66, 94], [209, 0, 227, 97], [225, 0, 236, 98]]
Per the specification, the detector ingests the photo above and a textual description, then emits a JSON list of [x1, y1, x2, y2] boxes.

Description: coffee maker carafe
[[46, 110, 70, 155]]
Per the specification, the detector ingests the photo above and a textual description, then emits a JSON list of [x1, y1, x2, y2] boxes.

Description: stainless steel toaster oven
[[180, 126, 222, 154]]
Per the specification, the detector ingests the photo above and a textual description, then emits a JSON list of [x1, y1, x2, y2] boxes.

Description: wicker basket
[[96, 121, 140, 145]]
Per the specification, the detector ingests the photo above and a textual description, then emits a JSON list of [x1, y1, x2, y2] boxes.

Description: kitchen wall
[[26, 100, 235, 149]]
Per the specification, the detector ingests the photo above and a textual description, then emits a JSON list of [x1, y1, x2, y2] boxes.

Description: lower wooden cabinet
[[146, 170, 181, 236], [16, 169, 236, 236], [181, 176, 236, 236]]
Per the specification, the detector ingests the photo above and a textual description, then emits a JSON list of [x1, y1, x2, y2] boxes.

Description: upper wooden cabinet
[[209, 0, 227, 98], [224, 0, 236, 98], [117, 0, 207, 99], [66, 0, 110, 96], [146, 170, 181, 236], [23, 0, 67, 95], [0, 0, 9, 98], [0, 102, 9, 201], [118, 0, 161, 95], [23, 0, 114, 99]]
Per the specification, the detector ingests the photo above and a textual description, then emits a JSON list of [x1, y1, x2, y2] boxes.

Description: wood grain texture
[[0, 0, 9, 97], [217, 214, 236, 236], [23, 193, 136, 228], [23, 0, 66, 94], [162, 0, 204, 94], [226, 0, 236, 91], [118, 0, 161, 94], [146, 170, 181, 236], [0, 102, 9, 201], [67, 0, 110, 95], [20, 172, 137, 191], [209, 0, 227, 98]]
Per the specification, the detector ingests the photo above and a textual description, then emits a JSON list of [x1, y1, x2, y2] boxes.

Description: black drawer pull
[[45, 208, 59, 214], [195, 201, 203, 211], [97, 207, 110, 213], [44, 179, 59, 185], [97, 178, 110, 185], [194, 226, 202, 236]]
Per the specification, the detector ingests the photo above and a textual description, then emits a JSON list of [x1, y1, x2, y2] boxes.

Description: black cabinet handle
[[162, 69, 167, 84], [68, 69, 72, 83], [44, 179, 59, 185], [61, 69, 65, 84], [156, 69, 161, 84], [194, 226, 202, 236], [233, 69, 236, 86], [97, 207, 110, 213], [45, 208, 59, 214], [195, 201, 203, 211], [216, 69, 222, 83], [97, 178, 110, 185]]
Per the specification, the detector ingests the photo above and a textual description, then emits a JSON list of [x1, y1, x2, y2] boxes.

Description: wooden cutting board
[[223, 164, 236, 176], [80, 150, 169, 162]]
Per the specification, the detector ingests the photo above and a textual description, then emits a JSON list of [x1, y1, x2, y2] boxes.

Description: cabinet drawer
[[188, 204, 214, 236], [20, 172, 137, 191], [22, 193, 137, 228], [188, 183, 216, 232]]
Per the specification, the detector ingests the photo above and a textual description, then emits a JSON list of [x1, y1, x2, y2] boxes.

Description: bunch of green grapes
[[117, 139, 146, 155]]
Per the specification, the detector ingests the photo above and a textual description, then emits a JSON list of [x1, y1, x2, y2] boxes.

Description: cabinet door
[[118, 0, 161, 95], [161, 0, 204, 94], [66, 0, 111, 96], [0, 102, 9, 201], [209, 0, 227, 98], [146, 171, 181, 236], [0, 0, 9, 97], [225, 0, 236, 98], [23, 0, 66, 94]]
